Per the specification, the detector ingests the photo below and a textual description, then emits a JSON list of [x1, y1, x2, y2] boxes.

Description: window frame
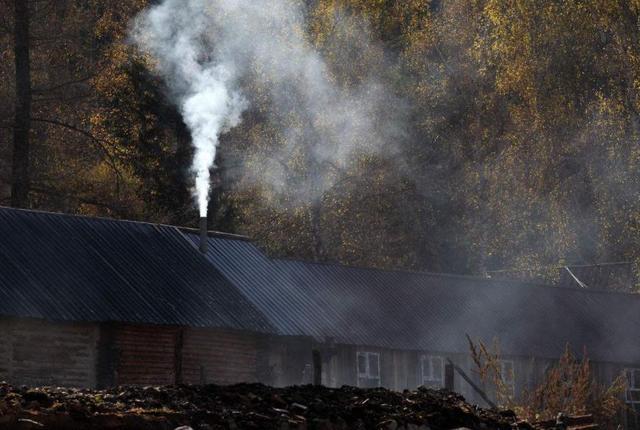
[[420, 355, 445, 387], [625, 368, 640, 404], [356, 351, 381, 387]]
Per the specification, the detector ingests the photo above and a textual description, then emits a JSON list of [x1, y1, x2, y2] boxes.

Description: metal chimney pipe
[[199, 217, 208, 253]]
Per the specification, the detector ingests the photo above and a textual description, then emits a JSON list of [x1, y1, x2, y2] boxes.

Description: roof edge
[[178, 226, 252, 241], [3, 205, 638, 297], [0, 205, 252, 241], [274, 257, 640, 298]]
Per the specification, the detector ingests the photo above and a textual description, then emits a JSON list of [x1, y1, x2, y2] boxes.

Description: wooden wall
[[317, 344, 636, 411], [0, 317, 98, 387], [260, 336, 314, 387], [321, 344, 473, 392], [324, 344, 419, 390]]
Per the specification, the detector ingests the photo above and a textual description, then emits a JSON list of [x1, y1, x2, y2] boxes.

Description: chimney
[[199, 217, 208, 253]]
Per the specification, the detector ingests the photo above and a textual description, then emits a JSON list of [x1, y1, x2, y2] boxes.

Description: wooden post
[[174, 328, 184, 385], [445, 361, 454, 391], [312, 349, 322, 386], [446, 358, 497, 409]]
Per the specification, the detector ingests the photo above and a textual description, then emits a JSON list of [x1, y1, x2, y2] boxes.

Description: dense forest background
[[2, 0, 640, 285]]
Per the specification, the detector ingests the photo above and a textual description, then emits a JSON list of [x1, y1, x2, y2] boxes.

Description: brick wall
[[104, 324, 263, 386], [181, 327, 258, 385], [0, 319, 293, 388], [111, 324, 181, 386], [0, 320, 10, 381]]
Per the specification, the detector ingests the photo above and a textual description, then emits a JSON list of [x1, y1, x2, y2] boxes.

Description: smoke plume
[[131, 0, 247, 217], [131, 0, 404, 216]]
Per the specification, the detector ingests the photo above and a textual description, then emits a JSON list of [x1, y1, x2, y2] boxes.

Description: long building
[[1, 206, 639, 427], [0, 207, 279, 388]]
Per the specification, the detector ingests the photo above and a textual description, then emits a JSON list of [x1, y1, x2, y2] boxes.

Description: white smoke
[[182, 69, 245, 216], [132, 0, 247, 216], [132, 0, 405, 215]]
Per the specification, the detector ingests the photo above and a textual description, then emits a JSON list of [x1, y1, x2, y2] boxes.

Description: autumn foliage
[[3, 1, 640, 281], [469, 338, 626, 429]]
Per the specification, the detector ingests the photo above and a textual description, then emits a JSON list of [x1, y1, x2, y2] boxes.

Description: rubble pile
[[0, 382, 526, 430]]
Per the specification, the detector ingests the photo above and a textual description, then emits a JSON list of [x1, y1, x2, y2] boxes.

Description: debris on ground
[[0, 382, 588, 430], [530, 413, 598, 430]]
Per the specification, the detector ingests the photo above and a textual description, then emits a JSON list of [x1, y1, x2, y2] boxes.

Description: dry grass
[[467, 337, 626, 429]]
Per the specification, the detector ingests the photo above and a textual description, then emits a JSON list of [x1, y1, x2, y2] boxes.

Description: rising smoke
[[131, 0, 405, 216], [131, 0, 246, 217]]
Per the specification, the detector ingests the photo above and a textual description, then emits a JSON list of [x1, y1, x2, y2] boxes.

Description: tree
[[91, 48, 196, 224], [10, 0, 31, 208], [4, 0, 640, 281]]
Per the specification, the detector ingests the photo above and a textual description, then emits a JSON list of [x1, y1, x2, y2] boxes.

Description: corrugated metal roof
[[183, 232, 317, 338], [0, 207, 274, 333], [272, 260, 640, 363], [489, 262, 636, 292], [2, 206, 638, 364], [186, 231, 640, 364]]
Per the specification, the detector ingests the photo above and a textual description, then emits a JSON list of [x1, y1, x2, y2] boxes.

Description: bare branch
[[30, 117, 123, 194], [32, 93, 91, 104], [30, 185, 130, 217], [32, 75, 94, 95]]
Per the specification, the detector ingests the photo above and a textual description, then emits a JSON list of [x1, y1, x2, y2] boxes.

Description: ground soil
[[0, 382, 521, 430]]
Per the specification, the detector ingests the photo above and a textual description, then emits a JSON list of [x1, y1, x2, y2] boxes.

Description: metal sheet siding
[[0, 207, 274, 334]]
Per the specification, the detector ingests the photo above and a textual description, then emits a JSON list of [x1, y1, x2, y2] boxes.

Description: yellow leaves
[[12, 0, 640, 274], [94, 0, 149, 40]]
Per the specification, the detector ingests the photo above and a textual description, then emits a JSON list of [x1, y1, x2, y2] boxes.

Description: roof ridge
[[273, 258, 640, 298], [274, 257, 544, 284], [3, 206, 637, 298], [0, 205, 251, 241], [488, 261, 632, 273], [179, 227, 252, 241]]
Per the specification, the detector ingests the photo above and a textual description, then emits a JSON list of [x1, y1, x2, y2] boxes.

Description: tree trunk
[[11, 0, 31, 208]]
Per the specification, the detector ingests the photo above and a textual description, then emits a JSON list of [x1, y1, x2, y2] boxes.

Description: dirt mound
[[0, 382, 518, 429]]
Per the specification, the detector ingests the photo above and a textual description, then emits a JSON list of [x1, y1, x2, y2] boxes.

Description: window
[[626, 369, 640, 403], [499, 360, 515, 396], [420, 355, 444, 388], [625, 369, 640, 428], [357, 352, 380, 387]]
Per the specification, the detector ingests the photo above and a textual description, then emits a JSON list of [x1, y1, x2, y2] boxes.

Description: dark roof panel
[[270, 260, 640, 363], [186, 231, 640, 364], [2, 206, 638, 365], [184, 232, 317, 338], [0, 207, 274, 333]]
